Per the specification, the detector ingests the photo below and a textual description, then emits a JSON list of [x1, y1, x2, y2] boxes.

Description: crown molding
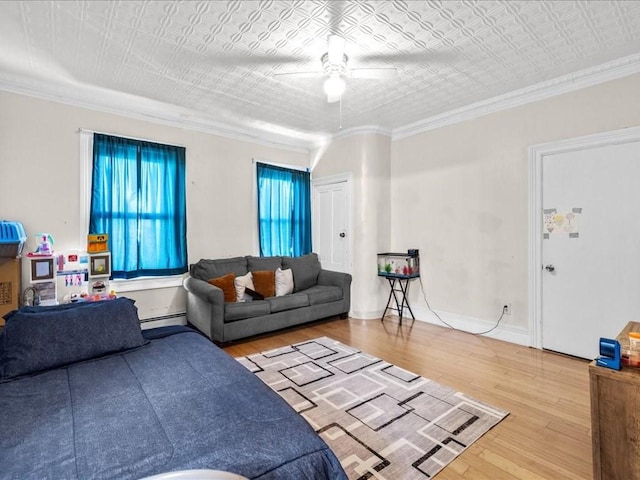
[[309, 124, 392, 149], [391, 53, 640, 141], [333, 124, 392, 139], [0, 75, 316, 153]]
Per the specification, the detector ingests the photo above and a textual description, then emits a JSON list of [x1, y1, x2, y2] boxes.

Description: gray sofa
[[183, 253, 352, 343]]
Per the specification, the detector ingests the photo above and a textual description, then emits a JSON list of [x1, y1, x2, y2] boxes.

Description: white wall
[[390, 72, 640, 339], [3, 71, 639, 334], [311, 133, 391, 318], [0, 92, 308, 318]]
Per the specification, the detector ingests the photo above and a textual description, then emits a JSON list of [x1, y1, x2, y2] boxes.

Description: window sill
[[110, 275, 185, 293]]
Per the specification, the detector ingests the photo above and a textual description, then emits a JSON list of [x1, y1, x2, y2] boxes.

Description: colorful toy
[[596, 338, 621, 371], [34, 233, 54, 256], [87, 234, 109, 253]]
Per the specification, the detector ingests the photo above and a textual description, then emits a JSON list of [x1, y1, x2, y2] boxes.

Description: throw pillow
[[275, 267, 294, 296], [208, 273, 236, 303], [234, 271, 254, 302], [252, 270, 276, 298]]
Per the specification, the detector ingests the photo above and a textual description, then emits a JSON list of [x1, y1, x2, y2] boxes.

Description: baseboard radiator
[[139, 312, 187, 329]]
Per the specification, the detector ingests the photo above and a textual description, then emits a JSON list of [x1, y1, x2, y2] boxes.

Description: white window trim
[[253, 158, 310, 172], [79, 129, 186, 292]]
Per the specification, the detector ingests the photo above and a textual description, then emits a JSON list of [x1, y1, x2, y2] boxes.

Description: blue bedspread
[[0, 327, 346, 480]]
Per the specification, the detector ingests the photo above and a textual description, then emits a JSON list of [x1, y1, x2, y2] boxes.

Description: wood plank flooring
[[223, 316, 593, 480]]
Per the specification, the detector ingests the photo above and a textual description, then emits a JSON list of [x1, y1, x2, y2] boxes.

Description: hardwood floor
[[223, 316, 593, 480]]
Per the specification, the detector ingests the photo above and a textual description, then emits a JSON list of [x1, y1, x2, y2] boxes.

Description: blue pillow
[[8, 301, 98, 315], [0, 298, 146, 381]]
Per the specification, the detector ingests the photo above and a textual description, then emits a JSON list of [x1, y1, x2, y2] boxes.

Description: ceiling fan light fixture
[[323, 74, 346, 98]]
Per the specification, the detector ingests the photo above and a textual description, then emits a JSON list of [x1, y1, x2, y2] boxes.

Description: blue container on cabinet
[[0, 221, 27, 257]]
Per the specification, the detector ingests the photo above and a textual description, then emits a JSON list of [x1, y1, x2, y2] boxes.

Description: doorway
[[530, 127, 640, 359], [312, 173, 352, 274]]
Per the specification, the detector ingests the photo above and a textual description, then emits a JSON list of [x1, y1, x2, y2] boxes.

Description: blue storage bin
[[0, 221, 27, 257]]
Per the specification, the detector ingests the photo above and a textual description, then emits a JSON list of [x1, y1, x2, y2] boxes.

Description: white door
[[540, 137, 640, 359], [312, 175, 351, 273]]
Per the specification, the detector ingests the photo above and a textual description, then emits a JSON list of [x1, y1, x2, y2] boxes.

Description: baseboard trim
[[389, 306, 531, 347], [139, 312, 187, 330], [351, 309, 384, 320]]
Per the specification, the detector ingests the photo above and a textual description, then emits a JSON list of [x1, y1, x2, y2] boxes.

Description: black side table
[[379, 273, 419, 323]]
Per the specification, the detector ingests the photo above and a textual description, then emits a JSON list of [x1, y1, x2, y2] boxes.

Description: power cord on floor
[[417, 276, 506, 336]]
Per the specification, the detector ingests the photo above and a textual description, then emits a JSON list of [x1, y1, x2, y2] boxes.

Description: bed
[[0, 298, 347, 480]]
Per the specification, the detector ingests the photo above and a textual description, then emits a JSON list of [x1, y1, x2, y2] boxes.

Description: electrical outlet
[[503, 304, 511, 315]]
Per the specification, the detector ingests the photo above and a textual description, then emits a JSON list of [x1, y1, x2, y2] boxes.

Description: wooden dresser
[[590, 321, 640, 480]]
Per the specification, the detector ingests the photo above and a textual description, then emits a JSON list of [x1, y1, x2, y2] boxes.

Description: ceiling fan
[[275, 34, 398, 103]]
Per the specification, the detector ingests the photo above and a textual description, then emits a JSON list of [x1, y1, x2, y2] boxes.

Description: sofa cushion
[[191, 257, 247, 281], [268, 293, 309, 313], [302, 285, 344, 306], [252, 270, 275, 298], [282, 253, 321, 293], [246, 255, 282, 272], [208, 273, 236, 303], [224, 301, 270, 322], [234, 272, 254, 302], [275, 267, 294, 296]]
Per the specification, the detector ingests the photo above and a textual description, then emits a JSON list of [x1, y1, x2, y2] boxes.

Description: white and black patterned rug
[[236, 337, 508, 479]]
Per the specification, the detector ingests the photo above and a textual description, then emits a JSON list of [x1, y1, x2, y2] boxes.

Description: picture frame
[[89, 253, 111, 277]]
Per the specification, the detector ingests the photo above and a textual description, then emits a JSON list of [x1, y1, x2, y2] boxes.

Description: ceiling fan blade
[[273, 71, 324, 79], [327, 35, 346, 65], [327, 92, 342, 103], [359, 51, 459, 65], [349, 67, 398, 80]]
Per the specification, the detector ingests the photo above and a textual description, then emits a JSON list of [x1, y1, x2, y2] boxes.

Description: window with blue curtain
[[256, 162, 312, 257], [90, 133, 187, 279]]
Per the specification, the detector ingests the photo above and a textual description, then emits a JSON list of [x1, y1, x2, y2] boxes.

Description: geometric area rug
[[235, 337, 509, 479]]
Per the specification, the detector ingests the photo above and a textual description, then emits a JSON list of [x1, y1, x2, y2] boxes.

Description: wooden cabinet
[[590, 321, 640, 480]]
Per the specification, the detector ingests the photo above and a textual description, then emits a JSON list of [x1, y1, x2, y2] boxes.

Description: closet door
[[541, 138, 640, 359], [313, 176, 351, 274]]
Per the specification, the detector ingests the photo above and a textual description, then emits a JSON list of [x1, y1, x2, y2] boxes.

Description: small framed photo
[[89, 253, 111, 277]]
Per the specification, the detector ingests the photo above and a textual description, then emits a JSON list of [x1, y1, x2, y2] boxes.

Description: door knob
[[545, 264, 555, 272], [339, 232, 346, 238]]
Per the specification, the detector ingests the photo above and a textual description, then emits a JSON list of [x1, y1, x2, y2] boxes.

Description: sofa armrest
[[183, 277, 225, 341], [183, 276, 223, 304], [318, 269, 352, 289], [317, 269, 352, 316]]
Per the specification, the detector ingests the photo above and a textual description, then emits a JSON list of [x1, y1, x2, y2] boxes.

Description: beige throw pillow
[[275, 267, 294, 296], [234, 272, 255, 302]]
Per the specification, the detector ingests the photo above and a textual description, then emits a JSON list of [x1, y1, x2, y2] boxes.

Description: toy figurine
[[34, 233, 54, 255]]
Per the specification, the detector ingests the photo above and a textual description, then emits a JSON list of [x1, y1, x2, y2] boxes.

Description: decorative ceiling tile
[[0, 0, 639, 146]]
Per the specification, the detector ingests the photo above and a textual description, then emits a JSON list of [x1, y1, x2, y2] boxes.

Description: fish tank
[[377, 251, 420, 278]]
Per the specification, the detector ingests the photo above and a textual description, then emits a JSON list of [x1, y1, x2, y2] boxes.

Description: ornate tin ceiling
[[0, 1, 639, 147]]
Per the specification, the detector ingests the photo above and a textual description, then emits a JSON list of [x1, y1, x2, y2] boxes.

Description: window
[[256, 162, 311, 257], [89, 133, 187, 279]]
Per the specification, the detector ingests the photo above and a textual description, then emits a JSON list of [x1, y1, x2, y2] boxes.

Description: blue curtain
[[256, 162, 311, 257], [90, 134, 187, 279]]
